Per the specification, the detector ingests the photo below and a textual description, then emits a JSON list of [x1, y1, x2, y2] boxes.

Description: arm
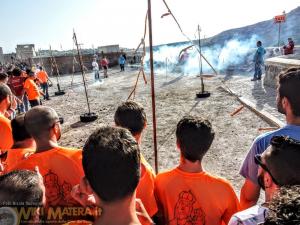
[[240, 178, 260, 209], [239, 140, 262, 209]]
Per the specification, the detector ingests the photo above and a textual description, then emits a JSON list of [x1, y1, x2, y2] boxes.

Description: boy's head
[[12, 67, 22, 77], [277, 67, 300, 117], [11, 114, 33, 143], [264, 185, 300, 225], [0, 73, 8, 84], [114, 101, 147, 137], [176, 116, 215, 162], [0, 170, 45, 206], [82, 126, 140, 204]]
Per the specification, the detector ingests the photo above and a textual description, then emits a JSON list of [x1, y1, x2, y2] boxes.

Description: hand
[[136, 199, 155, 224], [10, 95, 17, 110], [71, 178, 97, 207]]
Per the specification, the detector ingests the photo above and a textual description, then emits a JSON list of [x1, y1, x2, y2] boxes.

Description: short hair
[[11, 114, 32, 142], [264, 185, 300, 225], [263, 136, 300, 186], [114, 101, 147, 136], [0, 73, 8, 81], [278, 68, 300, 116], [0, 170, 43, 206], [82, 126, 140, 203], [12, 68, 22, 77], [176, 116, 215, 162], [257, 41, 262, 46], [0, 83, 12, 103], [24, 106, 59, 139]]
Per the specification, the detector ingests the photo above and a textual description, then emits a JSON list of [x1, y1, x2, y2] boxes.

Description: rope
[[127, 12, 148, 100], [161, 0, 218, 74]]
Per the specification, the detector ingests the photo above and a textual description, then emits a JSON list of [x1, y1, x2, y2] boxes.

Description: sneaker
[[257, 77, 261, 80], [251, 78, 257, 81]]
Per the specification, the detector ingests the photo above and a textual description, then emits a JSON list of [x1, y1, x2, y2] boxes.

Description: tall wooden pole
[[147, 0, 158, 174], [73, 31, 91, 114]]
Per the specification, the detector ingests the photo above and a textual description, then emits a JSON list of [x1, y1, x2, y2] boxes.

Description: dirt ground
[[44, 67, 274, 195]]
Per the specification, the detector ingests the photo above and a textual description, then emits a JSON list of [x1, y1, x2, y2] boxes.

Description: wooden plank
[[220, 85, 285, 128]]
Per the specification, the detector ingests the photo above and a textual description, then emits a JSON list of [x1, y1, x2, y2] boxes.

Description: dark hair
[[0, 83, 12, 103], [176, 116, 215, 162], [0, 73, 8, 81], [82, 126, 140, 203], [12, 67, 22, 77], [257, 41, 262, 46], [263, 136, 300, 186], [264, 185, 300, 225], [114, 101, 147, 136], [278, 68, 300, 116], [11, 114, 32, 142], [0, 170, 43, 206]]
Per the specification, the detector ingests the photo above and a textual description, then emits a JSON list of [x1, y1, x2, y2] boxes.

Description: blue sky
[[1, 0, 299, 53]]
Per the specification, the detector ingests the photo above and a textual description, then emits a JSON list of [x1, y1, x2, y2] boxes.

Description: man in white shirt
[[92, 59, 100, 81]]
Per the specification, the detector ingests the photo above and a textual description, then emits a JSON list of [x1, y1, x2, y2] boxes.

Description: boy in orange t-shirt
[[23, 70, 43, 107], [0, 84, 14, 150], [114, 101, 158, 219], [155, 116, 240, 225], [11, 106, 84, 209], [36, 66, 50, 100], [3, 114, 35, 173]]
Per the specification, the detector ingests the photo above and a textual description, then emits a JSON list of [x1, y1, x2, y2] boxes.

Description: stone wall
[[32, 52, 141, 76], [264, 54, 300, 88]]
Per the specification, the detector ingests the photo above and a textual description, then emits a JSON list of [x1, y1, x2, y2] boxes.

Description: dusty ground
[[44, 67, 278, 195]]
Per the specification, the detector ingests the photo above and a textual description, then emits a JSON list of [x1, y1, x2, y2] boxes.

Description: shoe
[[257, 77, 261, 80], [251, 78, 257, 81]]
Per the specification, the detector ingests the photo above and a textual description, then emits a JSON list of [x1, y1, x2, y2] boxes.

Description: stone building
[[16, 44, 36, 60]]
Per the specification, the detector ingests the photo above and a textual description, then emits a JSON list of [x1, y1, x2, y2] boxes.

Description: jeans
[[254, 62, 263, 79], [41, 82, 49, 99], [23, 94, 30, 112], [94, 70, 100, 80]]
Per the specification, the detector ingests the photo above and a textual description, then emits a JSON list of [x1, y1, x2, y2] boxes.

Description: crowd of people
[[0, 66, 299, 225]]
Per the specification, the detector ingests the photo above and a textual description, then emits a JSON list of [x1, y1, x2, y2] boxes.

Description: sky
[[0, 0, 299, 53]]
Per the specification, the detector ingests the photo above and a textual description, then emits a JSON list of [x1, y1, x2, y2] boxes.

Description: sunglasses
[[254, 154, 280, 186]]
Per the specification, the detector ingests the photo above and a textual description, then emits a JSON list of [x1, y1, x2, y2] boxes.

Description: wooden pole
[[73, 31, 91, 114], [147, 0, 158, 174]]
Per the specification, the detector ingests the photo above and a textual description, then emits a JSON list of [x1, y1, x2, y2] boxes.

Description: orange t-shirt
[[23, 78, 40, 100], [3, 147, 35, 173], [136, 154, 158, 217], [11, 146, 84, 207], [155, 168, 240, 225], [37, 71, 49, 83], [0, 114, 13, 150]]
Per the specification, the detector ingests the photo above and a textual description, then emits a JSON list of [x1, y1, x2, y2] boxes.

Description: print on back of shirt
[[169, 190, 206, 225]]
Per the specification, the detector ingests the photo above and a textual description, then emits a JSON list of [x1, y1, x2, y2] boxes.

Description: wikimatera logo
[[0, 206, 101, 224]]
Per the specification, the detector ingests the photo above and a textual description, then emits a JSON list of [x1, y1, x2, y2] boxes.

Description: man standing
[[283, 37, 295, 55], [119, 54, 126, 72], [240, 68, 300, 209], [36, 66, 50, 100], [92, 58, 100, 81], [100, 57, 109, 78], [251, 41, 266, 81], [10, 106, 84, 208], [23, 70, 43, 107]]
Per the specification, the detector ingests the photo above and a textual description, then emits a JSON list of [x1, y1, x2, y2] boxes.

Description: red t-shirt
[[8, 76, 25, 97]]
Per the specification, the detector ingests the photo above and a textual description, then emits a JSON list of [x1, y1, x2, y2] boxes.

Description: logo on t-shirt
[[170, 190, 206, 225]]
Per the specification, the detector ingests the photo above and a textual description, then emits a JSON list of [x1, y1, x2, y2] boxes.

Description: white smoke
[[144, 35, 261, 75]]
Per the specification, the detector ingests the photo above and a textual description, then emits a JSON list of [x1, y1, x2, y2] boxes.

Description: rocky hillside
[[206, 6, 300, 47]]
